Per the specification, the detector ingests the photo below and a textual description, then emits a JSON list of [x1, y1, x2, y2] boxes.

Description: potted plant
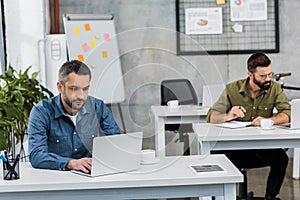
[[0, 65, 53, 157]]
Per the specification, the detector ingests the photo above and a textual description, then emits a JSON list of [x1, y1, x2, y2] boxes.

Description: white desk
[[0, 155, 242, 200], [151, 105, 208, 157], [193, 123, 300, 178]]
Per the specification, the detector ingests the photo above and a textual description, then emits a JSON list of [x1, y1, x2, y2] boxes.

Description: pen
[[0, 154, 7, 162], [4, 150, 7, 160], [245, 124, 252, 127]]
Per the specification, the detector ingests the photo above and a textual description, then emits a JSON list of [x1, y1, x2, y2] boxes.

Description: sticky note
[[90, 63, 96, 68], [74, 26, 80, 34], [104, 33, 110, 41], [102, 51, 108, 58], [216, 0, 225, 5], [82, 43, 89, 52], [90, 40, 96, 48], [78, 54, 84, 61], [84, 24, 91, 31], [94, 32, 100, 39]]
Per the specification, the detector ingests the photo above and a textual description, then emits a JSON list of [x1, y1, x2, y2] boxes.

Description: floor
[[247, 156, 300, 200]]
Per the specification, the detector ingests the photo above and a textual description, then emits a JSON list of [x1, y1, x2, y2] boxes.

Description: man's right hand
[[226, 105, 246, 121], [66, 158, 92, 173]]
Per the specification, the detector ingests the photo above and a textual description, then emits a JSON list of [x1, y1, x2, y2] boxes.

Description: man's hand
[[66, 158, 92, 173], [251, 116, 265, 126], [225, 106, 247, 121], [210, 105, 247, 123]]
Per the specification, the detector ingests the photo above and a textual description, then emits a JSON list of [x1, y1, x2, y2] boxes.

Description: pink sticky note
[[82, 43, 89, 52], [104, 33, 110, 41]]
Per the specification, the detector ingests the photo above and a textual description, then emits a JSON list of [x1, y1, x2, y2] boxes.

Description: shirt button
[[56, 139, 60, 143], [74, 132, 76, 135], [251, 116, 254, 119], [253, 106, 256, 109], [265, 107, 268, 110], [75, 148, 78, 152]]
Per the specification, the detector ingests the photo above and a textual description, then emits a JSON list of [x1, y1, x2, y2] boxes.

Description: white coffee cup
[[260, 119, 274, 129], [167, 100, 179, 108], [141, 149, 156, 164]]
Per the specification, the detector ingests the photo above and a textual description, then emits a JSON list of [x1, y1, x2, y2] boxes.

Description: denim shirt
[[28, 95, 120, 170]]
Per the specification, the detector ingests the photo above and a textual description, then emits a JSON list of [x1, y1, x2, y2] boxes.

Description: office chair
[[161, 79, 198, 155]]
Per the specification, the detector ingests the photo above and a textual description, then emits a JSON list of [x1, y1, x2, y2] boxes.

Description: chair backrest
[[161, 79, 198, 106]]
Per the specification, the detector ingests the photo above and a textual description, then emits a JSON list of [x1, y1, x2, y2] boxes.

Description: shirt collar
[[54, 94, 89, 119], [239, 77, 270, 96]]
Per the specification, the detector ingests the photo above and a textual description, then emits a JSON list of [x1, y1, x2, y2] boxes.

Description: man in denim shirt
[[28, 60, 120, 173]]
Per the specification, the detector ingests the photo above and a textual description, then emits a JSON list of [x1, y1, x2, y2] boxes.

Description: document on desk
[[216, 121, 252, 129], [190, 164, 225, 174]]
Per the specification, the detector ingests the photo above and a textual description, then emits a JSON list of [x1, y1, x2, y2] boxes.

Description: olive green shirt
[[206, 78, 291, 122]]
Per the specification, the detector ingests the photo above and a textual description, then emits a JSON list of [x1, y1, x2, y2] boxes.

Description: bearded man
[[206, 53, 291, 200]]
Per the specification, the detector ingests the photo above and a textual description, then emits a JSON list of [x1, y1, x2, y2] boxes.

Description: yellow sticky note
[[90, 40, 96, 48], [84, 24, 91, 31], [90, 63, 96, 68], [94, 32, 100, 39], [216, 0, 225, 5], [74, 26, 80, 34], [102, 51, 108, 58], [78, 54, 84, 61]]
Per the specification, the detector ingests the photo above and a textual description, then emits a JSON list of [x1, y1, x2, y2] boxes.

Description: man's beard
[[62, 93, 85, 111], [253, 76, 271, 90]]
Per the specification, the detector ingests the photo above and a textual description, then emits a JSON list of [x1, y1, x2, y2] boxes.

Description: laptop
[[278, 99, 300, 130], [71, 132, 143, 177]]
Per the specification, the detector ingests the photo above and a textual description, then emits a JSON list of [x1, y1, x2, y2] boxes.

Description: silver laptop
[[278, 99, 300, 130], [72, 132, 143, 177]]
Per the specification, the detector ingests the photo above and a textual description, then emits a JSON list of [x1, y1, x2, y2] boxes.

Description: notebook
[[71, 132, 143, 177], [278, 99, 300, 130]]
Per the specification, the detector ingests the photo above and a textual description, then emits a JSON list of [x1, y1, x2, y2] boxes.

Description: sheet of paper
[[230, 0, 267, 21], [216, 121, 252, 129], [185, 7, 223, 35]]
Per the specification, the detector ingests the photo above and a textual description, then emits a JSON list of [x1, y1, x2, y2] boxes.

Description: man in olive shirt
[[206, 53, 290, 200]]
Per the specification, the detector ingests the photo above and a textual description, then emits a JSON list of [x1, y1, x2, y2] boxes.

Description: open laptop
[[278, 99, 300, 130], [71, 132, 143, 177]]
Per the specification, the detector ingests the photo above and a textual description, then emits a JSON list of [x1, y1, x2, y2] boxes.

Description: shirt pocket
[[48, 136, 71, 157], [257, 104, 274, 118]]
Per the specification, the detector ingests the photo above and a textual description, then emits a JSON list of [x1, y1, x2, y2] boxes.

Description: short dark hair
[[247, 53, 271, 73], [58, 60, 91, 84]]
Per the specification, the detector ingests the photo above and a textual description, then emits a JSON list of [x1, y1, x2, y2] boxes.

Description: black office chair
[[161, 79, 198, 155]]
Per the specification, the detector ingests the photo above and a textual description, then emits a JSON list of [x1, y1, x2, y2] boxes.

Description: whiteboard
[[63, 14, 125, 103]]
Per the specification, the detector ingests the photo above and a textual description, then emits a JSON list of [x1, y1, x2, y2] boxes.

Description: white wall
[[4, 0, 47, 78]]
